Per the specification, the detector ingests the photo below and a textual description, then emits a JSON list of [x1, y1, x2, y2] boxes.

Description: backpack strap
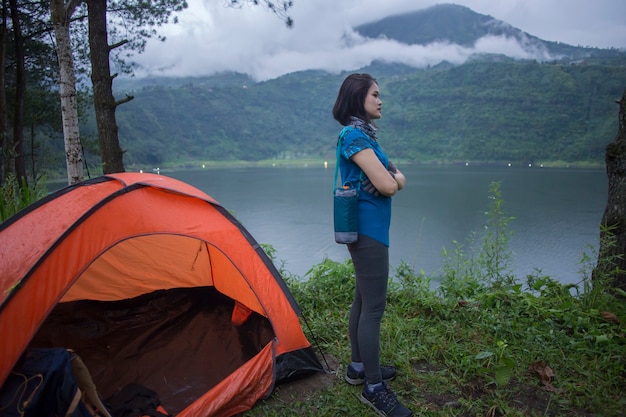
[[69, 349, 114, 417], [64, 388, 83, 417]]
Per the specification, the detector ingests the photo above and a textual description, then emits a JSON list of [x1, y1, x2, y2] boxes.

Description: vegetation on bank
[[251, 183, 625, 417]]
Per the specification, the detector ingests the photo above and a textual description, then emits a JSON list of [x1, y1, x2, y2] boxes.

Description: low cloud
[[135, 31, 554, 81], [128, 0, 624, 82]]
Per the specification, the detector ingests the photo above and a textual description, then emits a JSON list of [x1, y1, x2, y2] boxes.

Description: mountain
[[356, 4, 528, 47], [71, 5, 626, 172], [355, 4, 624, 62]]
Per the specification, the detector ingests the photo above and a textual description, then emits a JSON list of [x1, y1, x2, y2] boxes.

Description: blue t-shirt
[[338, 127, 393, 246]]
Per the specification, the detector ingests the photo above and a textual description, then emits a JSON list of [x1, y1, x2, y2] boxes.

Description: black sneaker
[[345, 365, 397, 385], [360, 381, 413, 417]]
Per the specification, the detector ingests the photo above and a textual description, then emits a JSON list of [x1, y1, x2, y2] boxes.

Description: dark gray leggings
[[347, 234, 389, 385]]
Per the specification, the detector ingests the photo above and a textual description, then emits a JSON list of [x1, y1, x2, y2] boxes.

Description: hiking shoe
[[360, 381, 413, 417], [345, 365, 397, 385]]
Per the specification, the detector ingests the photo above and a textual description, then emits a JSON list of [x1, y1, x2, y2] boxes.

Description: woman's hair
[[332, 73, 377, 126]]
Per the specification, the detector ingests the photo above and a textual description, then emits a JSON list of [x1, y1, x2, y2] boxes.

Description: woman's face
[[364, 82, 382, 120]]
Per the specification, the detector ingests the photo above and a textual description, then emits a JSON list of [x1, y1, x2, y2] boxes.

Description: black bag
[[106, 383, 169, 417], [333, 127, 359, 244]]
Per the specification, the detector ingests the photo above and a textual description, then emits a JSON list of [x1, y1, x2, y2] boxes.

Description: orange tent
[[0, 173, 323, 416]]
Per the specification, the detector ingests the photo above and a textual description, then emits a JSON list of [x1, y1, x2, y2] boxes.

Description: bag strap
[[334, 126, 350, 190], [69, 349, 113, 417], [334, 127, 363, 191]]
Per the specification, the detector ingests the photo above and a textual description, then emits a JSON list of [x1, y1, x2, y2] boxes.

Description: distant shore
[[45, 158, 606, 188], [128, 158, 605, 171]]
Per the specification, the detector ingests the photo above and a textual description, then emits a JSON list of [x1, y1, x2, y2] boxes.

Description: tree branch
[[115, 94, 134, 108], [65, 0, 83, 19], [226, 0, 294, 27], [109, 39, 129, 52]]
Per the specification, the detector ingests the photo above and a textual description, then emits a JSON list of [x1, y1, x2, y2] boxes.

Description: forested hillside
[[103, 58, 626, 169]]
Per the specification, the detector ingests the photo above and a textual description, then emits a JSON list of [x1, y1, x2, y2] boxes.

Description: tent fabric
[[0, 173, 323, 416]]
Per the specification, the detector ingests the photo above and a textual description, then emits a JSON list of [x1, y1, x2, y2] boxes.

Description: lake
[[167, 164, 607, 285]]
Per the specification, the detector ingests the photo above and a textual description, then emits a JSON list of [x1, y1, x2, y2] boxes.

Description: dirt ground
[[249, 356, 592, 417]]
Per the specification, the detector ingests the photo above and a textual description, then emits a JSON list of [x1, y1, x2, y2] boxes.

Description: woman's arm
[[351, 149, 398, 196]]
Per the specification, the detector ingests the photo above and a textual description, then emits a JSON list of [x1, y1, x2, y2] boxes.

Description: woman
[[332, 73, 413, 417]]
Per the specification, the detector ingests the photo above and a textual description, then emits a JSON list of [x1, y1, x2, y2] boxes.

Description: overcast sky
[[130, 0, 626, 81]]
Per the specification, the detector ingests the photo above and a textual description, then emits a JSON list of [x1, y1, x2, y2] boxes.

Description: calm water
[[168, 165, 607, 285]]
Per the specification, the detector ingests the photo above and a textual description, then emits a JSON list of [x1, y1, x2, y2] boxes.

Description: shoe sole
[[360, 393, 396, 417], [359, 393, 413, 417], [360, 393, 387, 416], [344, 374, 364, 385]]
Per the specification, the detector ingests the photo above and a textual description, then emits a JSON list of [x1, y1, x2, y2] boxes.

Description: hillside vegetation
[[104, 58, 626, 169], [99, 3, 626, 171]]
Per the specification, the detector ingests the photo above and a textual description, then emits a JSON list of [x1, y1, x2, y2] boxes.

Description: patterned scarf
[[349, 116, 377, 141]]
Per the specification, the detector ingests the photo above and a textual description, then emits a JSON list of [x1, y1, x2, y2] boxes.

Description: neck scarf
[[349, 116, 377, 141]]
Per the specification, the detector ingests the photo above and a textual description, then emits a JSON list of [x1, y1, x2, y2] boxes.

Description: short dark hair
[[332, 73, 377, 126]]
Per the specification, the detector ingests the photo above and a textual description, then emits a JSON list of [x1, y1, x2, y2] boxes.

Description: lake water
[[168, 164, 607, 285]]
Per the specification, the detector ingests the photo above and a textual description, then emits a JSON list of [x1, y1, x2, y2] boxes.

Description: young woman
[[332, 73, 413, 417]]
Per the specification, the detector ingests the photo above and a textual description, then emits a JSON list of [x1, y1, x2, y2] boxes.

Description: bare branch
[[66, 0, 83, 19], [109, 39, 128, 52], [114, 94, 134, 108], [225, 0, 294, 27]]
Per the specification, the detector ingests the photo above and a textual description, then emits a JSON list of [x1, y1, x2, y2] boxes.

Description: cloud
[[128, 0, 626, 81]]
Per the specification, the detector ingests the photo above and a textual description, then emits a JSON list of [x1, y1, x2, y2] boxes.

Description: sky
[[129, 0, 626, 81]]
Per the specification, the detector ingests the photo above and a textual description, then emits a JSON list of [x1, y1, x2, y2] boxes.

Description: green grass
[[0, 174, 48, 222], [251, 183, 626, 417]]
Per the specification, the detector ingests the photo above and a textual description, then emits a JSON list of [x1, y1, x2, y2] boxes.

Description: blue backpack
[[0, 348, 96, 417]]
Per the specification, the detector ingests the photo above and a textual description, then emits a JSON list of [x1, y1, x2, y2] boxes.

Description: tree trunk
[[595, 88, 626, 293], [87, 0, 124, 174], [50, 0, 83, 185], [0, 0, 7, 185], [8, 0, 26, 184]]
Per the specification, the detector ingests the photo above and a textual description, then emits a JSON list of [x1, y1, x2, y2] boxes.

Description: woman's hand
[[393, 168, 406, 190], [387, 160, 405, 190], [361, 179, 381, 197], [351, 149, 399, 196]]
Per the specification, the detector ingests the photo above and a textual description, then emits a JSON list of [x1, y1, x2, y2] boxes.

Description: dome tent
[[0, 173, 323, 416]]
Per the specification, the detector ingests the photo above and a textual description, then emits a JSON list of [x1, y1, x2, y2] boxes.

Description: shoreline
[[45, 158, 606, 186]]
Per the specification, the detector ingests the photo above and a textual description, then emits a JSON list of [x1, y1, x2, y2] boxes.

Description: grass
[[0, 174, 48, 222], [251, 182, 626, 417]]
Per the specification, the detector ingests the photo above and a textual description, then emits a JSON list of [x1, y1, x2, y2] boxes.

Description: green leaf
[[495, 357, 515, 386], [475, 351, 494, 360]]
